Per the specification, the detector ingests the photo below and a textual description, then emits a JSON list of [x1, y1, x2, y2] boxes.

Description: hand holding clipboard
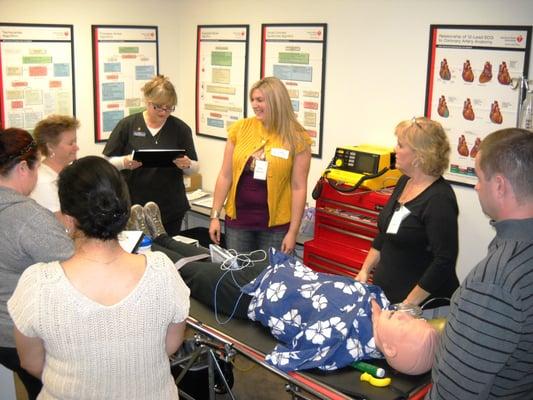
[[132, 149, 186, 168]]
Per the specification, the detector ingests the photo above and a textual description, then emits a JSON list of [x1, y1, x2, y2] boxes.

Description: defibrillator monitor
[[326, 145, 400, 190]]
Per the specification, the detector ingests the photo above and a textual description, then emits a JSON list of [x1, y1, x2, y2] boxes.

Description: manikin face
[[251, 88, 268, 122], [371, 300, 438, 375], [48, 129, 78, 167], [394, 135, 417, 175]]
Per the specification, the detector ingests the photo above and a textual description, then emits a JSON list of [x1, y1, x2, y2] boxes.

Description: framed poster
[[196, 25, 249, 140], [92, 25, 158, 142], [425, 24, 531, 186], [261, 23, 327, 158], [0, 23, 75, 131]]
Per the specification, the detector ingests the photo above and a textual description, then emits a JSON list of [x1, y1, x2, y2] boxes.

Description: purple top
[[226, 158, 289, 231]]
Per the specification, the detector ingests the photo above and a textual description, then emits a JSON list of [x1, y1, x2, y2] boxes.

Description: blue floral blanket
[[241, 250, 389, 372]]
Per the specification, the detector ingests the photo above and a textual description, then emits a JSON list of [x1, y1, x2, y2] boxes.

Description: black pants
[[0, 346, 42, 400], [163, 213, 186, 237], [152, 236, 268, 319]]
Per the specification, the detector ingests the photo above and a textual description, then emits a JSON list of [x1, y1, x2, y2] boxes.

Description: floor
[[177, 328, 305, 400]]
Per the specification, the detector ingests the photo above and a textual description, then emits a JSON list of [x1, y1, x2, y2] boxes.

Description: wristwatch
[[210, 209, 220, 219]]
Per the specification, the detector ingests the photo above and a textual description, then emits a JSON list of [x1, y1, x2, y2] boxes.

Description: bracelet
[[210, 209, 220, 219]]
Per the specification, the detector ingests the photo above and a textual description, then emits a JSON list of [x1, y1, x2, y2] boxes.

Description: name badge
[[253, 160, 268, 180], [133, 131, 146, 137], [386, 204, 411, 234], [271, 147, 289, 159]]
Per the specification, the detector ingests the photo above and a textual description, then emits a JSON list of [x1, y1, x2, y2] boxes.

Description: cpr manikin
[[371, 299, 439, 375]]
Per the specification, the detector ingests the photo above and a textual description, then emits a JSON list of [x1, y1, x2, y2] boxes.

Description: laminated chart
[[425, 25, 531, 185], [262, 24, 327, 157], [93, 25, 158, 142], [196, 25, 249, 140], [0, 24, 74, 130]]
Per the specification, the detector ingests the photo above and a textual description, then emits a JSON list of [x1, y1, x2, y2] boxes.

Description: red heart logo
[[517, 35, 523, 43]]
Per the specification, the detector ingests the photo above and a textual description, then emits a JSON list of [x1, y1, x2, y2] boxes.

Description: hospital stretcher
[[186, 298, 432, 400]]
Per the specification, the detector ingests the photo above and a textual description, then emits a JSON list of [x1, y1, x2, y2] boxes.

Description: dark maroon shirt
[[225, 158, 289, 231]]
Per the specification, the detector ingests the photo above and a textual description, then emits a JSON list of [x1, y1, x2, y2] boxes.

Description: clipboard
[[132, 149, 186, 168]]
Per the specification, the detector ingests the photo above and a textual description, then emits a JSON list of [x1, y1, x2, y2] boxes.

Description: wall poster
[[425, 24, 531, 186], [92, 25, 158, 142], [0, 23, 75, 131], [196, 25, 249, 140], [261, 23, 327, 158]]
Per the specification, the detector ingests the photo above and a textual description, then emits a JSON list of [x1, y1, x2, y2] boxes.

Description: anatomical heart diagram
[[490, 101, 503, 124], [479, 61, 492, 83], [439, 58, 451, 80], [438, 95, 449, 118], [457, 135, 469, 157], [462, 98, 475, 121], [498, 62, 512, 85], [462, 60, 474, 82]]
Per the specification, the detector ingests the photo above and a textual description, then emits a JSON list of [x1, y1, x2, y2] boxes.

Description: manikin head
[[371, 300, 439, 375]]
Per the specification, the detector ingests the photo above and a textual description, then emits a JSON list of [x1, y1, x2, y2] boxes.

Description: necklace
[[77, 247, 121, 265]]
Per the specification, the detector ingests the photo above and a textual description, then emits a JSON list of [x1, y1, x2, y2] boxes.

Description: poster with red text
[[261, 24, 327, 158], [196, 25, 249, 140], [93, 25, 158, 142], [0, 23, 74, 131], [425, 25, 531, 186]]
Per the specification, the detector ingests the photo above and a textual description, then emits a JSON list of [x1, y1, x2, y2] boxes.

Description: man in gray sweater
[[428, 128, 533, 399]]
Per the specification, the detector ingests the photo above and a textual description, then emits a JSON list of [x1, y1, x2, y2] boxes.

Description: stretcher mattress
[[187, 298, 431, 400]]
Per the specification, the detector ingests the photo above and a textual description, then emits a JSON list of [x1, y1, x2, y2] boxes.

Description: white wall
[[2, 0, 532, 284]]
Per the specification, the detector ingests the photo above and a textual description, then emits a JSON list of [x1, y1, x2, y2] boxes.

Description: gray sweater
[[0, 186, 73, 347], [428, 218, 533, 399]]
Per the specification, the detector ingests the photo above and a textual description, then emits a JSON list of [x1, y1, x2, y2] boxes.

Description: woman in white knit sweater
[[8, 156, 190, 399]]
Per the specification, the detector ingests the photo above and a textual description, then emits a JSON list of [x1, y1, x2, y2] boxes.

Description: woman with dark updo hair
[[8, 156, 190, 400], [0, 128, 73, 400]]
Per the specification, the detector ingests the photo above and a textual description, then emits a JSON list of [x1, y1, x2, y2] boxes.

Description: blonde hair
[[142, 75, 177, 106], [34, 115, 80, 157], [250, 77, 308, 152], [395, 117, 450, 176]]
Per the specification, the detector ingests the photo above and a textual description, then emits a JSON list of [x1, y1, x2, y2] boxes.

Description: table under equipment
[[184, 298, 431, 400]]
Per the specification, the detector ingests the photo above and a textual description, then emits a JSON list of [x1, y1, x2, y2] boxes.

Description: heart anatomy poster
[[425, 25, 531, 186]]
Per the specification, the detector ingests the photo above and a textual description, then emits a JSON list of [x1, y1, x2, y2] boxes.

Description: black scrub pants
[[152, 236, 268, 319]]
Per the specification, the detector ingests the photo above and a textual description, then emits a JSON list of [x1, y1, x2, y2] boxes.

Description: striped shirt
[[427, 218, 533, 400]]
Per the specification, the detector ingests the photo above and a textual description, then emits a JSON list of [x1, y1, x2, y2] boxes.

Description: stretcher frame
[[186, 299, 431, 400]]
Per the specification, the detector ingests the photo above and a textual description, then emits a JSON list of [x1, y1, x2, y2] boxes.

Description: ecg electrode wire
[[213, 249, 267, 324]]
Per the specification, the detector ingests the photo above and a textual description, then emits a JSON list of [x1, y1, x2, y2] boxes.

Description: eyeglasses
[[150, 103, 175, 113], [411, 116, 429, 135]]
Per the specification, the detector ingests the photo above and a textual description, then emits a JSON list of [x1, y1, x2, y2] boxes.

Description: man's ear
[[494, 174, 511, 200], [371, 298, 381, 317], [382, 341, 397, 359]]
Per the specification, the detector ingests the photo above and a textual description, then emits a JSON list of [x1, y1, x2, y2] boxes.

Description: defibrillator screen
[[354, 152, 379, 174]]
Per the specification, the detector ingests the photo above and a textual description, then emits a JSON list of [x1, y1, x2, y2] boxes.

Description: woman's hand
[[173, 155, 192, 170], [123, 156, 142, 170], [209, 218, 221, 244], [355, 269, 370, 283], [281, 231, 297, 254]]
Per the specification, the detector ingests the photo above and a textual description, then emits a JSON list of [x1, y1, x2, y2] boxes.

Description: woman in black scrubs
[[103, 75, 198, 235]]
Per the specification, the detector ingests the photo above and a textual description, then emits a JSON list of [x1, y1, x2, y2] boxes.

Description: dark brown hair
[[0, 128, 38, 176]]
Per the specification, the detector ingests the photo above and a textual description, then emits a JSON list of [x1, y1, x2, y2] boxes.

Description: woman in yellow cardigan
[[209, 77, 311, 254]]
